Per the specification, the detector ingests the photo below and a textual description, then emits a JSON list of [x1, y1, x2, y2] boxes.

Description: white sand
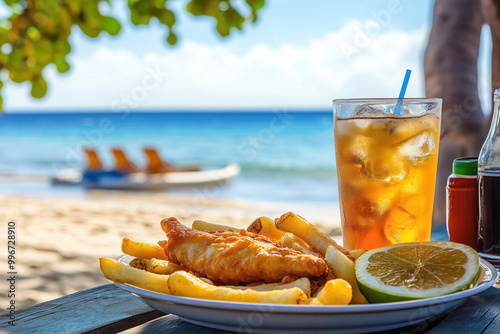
[[0, 193, 341, 309]]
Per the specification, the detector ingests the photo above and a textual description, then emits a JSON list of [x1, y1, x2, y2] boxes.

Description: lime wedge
[[355, 241, 480, 303]]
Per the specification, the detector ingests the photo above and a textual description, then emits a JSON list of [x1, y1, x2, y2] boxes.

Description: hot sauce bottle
[[446, 157, 478, 250]]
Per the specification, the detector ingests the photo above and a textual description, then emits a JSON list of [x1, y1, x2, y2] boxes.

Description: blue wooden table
[[1, 224, 499, 333]]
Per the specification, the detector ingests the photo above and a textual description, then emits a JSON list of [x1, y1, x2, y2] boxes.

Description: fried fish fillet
[[161, 217, 327, 284]]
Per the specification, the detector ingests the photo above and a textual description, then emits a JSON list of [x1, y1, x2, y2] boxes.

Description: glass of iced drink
[[333, 99, 442, 250]]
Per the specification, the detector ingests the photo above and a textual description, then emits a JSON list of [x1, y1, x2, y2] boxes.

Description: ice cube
[[356, 196, 384, 218], [383, 206, 418, 244], [338, 162, 369, 189], [399, 170, 424, 195], [336, 118, 371, 142], [383, 195, 425, 243], [397, 130, 437, 165], [355, 188, 395, 218], [387, 119, 424, 145], [353, 105, 386, 117], [388, 113, 440, 146], [397, 108, 412, 116], [424, 102, 439, 112], [336, 133, 372, 188], [362, 155, 407, 183]]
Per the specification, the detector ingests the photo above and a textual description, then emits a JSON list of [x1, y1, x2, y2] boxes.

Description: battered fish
[[161, 217, 327, 284]]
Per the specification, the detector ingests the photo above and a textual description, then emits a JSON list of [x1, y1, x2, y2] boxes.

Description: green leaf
[[0, 52, 8, 64], [246, 0, 265, 11], [27, 26, 41, 41], [8, 60, 28, 82], [77, 22, 100, 38], [154, 0, 167, 8], [136, 0, 151, 14], [216, 23, 230, 37], [166, 32, 177, 45], [8, 49, 24, 70], [102, 16, 121, 35], [224, 8, 244, 28], [53, 41, 71, 55], [186, 0, 209, 16], [33, 39, 53, 65], [31, 75, 47, 98], [0, 27, 9, 45], [60, 7, 72, 37], [245, 0, 265, 21], [66, 1, 82, 16], [54, 55, 70, 73], [130, 10, 151, 25], [158, 9, 175, 27], [82, 1, 102, 29], [9, 72, 24, 83]]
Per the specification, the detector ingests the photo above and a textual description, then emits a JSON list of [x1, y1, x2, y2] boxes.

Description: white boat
[[52, 163, 240, 190]]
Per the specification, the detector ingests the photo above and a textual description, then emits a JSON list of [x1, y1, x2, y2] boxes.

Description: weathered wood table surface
[[1, 225, 499, 334]]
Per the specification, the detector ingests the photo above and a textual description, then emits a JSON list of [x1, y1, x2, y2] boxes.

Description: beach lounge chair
[[83, 148, 104, 171], [111, 148, 139, 173], [143, 147, 200, 174]]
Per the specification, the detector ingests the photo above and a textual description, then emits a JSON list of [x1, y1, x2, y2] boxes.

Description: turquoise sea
[[0, 110, 339, 205]]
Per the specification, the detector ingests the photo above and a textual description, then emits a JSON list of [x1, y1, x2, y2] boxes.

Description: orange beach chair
[[83, 148, 104, 171], [111, 148, 140, 173], [143, 147, 200, 174]]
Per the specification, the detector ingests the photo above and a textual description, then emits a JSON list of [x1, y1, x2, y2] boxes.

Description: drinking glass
[[333, 98, 442, 250]]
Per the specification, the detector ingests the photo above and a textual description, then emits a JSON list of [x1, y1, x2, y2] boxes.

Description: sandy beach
[[0, 192, 341, 310]]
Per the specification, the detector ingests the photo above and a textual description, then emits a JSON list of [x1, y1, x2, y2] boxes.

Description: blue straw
[[394, 69, 411, 115]]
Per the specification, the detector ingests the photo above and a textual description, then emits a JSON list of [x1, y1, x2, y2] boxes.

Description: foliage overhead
[[0, 0, 265, 110]]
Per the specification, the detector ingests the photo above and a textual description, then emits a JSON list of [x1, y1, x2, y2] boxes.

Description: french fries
[[121, 238, 168, 260], [306, 298, 323, 305], [280, 233, 316, 256], [225, 277, 311, 296], [101, 212, 376, 306], [325, 246, 368, 304], [349, 249, 367, 260], [315, 279, 352, 305], [168, 271, 307, 304], [247, 217, 286, 242], [99, 258, 170, 294], [275, 212, 350, 258], [199, 277, 214, 285], [192, 220, 241, 232], [129, 258, 184, 275]]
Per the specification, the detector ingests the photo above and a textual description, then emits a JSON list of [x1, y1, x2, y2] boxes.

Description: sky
[[1, 0, 493, 112]]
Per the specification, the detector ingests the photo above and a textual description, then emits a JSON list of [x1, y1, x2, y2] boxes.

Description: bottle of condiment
[[478, 89, 500, 255], [446, 157, 478, 249]]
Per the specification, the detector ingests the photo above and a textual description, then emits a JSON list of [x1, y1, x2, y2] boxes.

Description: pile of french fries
[[100, 212, 368, 305]]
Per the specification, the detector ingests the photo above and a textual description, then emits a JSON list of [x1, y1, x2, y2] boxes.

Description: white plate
[[115, 255, 497, 334]]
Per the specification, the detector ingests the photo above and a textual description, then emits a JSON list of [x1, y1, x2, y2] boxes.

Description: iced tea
[[334, 101, 441, 250]]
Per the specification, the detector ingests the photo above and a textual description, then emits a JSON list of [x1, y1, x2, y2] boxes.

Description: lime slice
[[355, 241, 480, 303]]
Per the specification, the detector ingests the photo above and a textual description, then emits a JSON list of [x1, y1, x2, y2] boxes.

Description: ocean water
[[0, 110, 339, 205]]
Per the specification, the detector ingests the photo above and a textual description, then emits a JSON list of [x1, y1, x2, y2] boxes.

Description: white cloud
[[4, 20, 432, 111]]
